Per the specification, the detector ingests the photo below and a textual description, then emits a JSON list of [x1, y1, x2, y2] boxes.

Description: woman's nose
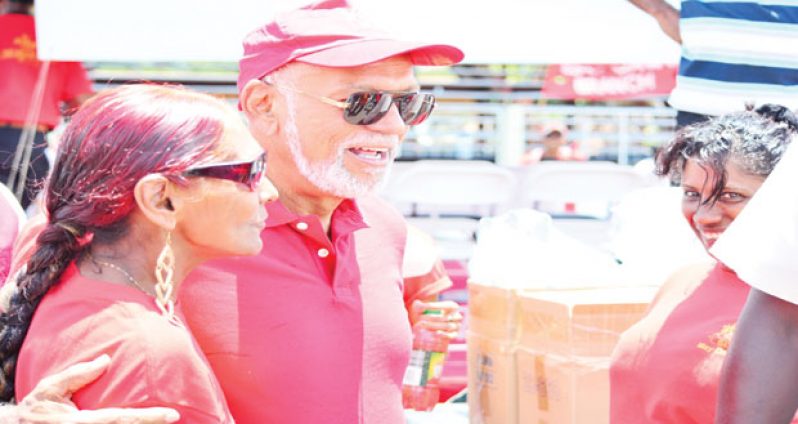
[[257, 177, 279, 204]]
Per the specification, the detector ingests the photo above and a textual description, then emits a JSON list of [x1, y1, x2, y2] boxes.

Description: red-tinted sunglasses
[[269, 82, 436, 126], [182, 152, 266, 191]]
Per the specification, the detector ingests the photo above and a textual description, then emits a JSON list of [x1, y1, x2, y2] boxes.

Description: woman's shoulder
[[651, 261, 716, 308]]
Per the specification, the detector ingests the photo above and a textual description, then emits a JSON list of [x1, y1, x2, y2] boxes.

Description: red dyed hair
[[0, 84, 234, 401]]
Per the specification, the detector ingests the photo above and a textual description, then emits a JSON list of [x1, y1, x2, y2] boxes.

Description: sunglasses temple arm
[[317, 96, 349, 110]]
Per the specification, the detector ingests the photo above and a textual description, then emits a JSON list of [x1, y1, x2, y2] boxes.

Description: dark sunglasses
[[182, 152, 266, 191], [269, 82, 436, 126]]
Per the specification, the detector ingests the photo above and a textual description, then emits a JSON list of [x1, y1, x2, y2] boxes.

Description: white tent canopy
[[35, 0, 680, 64]]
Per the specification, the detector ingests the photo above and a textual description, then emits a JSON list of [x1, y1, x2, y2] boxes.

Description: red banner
[[542, 64, 677, 100]]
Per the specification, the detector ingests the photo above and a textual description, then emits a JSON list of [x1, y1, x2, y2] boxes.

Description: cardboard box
[[515, 287, 656, 423], [468, 282, 521, 341], [517, 348, 610, 424], [468, 282, 521, 423], [468, 333, 518, 424], [517, 287, 656, 357]]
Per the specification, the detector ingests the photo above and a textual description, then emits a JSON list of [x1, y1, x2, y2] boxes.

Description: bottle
[[402, 310, 450, 411]]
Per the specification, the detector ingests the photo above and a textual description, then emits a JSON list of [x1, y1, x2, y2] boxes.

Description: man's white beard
[[282, 92, 399, 199]]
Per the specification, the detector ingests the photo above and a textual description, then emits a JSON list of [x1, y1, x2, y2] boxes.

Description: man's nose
[[366, 101, 408, 136]]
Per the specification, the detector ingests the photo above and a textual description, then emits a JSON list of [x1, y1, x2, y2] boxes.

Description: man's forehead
[[288, 57, 419, 89]]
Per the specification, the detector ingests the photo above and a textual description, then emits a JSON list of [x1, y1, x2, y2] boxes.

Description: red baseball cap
[[237, 0, 464, 94]]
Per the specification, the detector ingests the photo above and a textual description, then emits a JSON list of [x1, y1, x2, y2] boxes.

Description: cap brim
[[295, 39, 464, 68]]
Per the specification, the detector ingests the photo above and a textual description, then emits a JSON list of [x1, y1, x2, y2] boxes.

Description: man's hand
[[409, 300, 463, 340], [13, 355, 179, 424]]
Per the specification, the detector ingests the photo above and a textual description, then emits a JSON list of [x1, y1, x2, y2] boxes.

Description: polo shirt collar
[[265, 199, 369, 235]]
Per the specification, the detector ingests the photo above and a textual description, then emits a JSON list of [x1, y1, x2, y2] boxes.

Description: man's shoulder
[[355, 194, 405, 228]]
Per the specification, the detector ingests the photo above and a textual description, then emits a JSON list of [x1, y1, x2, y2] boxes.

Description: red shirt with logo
[[610, 262, 798, 423], [0, 14, 93, 128]]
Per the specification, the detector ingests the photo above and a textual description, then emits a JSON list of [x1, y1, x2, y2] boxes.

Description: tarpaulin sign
[[542, 64, 677, 100]]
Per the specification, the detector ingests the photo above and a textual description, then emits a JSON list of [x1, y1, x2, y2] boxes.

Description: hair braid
[[0, 220, 87, 401]]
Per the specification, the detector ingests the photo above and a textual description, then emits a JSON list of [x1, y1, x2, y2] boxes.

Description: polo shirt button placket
[[317, 248, 330, 258]]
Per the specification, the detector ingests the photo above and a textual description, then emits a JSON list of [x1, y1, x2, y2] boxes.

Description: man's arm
[[627, 0, 681, 43], [716, 288, 798, 424]]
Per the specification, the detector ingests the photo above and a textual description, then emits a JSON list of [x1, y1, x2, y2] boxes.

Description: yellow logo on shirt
[[1, 33, 37, 63], [697, 323, 736, 355]]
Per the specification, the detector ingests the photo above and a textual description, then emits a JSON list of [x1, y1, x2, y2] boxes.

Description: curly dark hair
[[657, 104, 798, 204]]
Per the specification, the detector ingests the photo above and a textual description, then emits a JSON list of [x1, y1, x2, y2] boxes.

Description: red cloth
[[610, 262, 798, 423], [15, 264, 233, 423], [0, 187, 22, 282], [0, 14, 93, 128], [181, 196, 414, 424]]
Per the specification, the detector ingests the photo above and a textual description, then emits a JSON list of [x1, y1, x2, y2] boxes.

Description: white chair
[[386, 160, 517, 217], [521, 161, 649, 218], [382, 160, 517, 260]]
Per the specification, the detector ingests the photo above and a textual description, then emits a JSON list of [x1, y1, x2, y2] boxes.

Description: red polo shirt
[[181, 195, 413, 424]]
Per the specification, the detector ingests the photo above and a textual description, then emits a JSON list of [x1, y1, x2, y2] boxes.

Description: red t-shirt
[[0, 14, 93, 128], [15, 264, 234, 423], [181, 196, 413, 424], [610, 262, 798, 423]]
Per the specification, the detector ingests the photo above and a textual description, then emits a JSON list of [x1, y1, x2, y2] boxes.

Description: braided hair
[[657, 104, 798, 205], [0, 84, 234, 401]]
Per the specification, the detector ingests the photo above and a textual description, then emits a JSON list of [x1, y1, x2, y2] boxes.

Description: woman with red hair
[[0, 84, 277, 422]]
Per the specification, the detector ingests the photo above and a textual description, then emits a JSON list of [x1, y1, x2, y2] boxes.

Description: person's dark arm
[[627, 0, 681, 43], [717, 288, 798, 424]]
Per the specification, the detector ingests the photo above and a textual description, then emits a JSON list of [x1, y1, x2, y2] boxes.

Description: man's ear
[[241, 79, 280, 137], [133, 175, 177, 231]]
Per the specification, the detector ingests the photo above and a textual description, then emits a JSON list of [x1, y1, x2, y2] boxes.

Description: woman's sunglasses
[[182, 152, 266, 191], [269, 82, 436, 126]]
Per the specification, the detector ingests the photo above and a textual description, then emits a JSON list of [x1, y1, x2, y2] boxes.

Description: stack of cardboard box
[[468, 283, 656, 424]]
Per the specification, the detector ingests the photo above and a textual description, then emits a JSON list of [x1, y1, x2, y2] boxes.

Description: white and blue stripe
[[670, 0, 798, 115]]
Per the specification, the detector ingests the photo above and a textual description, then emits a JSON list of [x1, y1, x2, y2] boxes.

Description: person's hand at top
[[627, 0, 681, 43]]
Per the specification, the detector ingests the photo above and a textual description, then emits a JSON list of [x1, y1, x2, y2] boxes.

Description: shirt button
[[296, 222, 308, 231], [317, 248, 330, 258]]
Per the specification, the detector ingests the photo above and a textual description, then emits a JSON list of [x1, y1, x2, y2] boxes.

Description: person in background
[[711, 109, 798, 424], [403, 223, 457, 335], [522, 121, 584, 164], [609, 104, 797, 423], [0, 84, 278, 422], [0, 0, 94, 210], [628, 0, 798, 129]]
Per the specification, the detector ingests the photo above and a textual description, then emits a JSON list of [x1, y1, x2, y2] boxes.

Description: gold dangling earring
[[154, 232, 179, 325]]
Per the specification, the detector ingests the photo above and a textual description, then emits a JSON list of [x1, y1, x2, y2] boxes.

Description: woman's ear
[[133, 174, 177, 231], [241, 79, 280, 137]]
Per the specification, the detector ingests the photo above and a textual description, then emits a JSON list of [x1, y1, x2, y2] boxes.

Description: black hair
[[657, 104, 797, 204]]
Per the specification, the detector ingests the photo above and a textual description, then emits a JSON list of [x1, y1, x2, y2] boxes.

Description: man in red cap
[[6, 1, 463, 422], [174, 1, 464, 423]]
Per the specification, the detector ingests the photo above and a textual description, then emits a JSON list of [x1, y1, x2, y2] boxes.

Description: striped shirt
[[668, 0, 798, 116]]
